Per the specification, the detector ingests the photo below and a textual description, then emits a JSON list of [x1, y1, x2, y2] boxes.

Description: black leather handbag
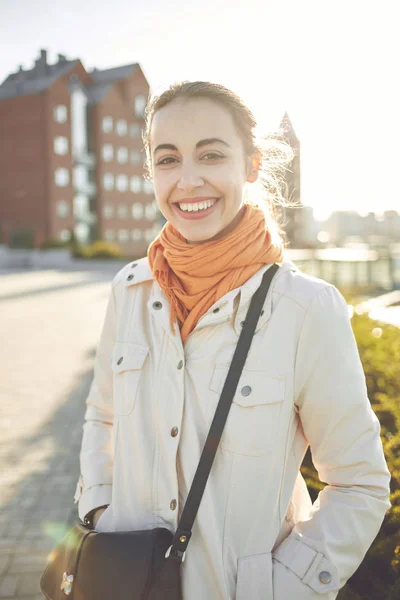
[[40, 264, 280, 600]]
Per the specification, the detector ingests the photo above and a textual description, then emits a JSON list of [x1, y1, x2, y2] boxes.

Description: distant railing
[[284, 246, 400, 291]]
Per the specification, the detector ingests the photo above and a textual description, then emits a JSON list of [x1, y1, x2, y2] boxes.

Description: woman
[[74, 81, 391, 599]]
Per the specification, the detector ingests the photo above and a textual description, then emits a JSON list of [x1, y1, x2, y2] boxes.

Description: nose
[[177, 165, 204, 192]]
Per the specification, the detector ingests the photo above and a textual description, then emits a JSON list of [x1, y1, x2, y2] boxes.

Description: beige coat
[[74, 257, 391, 599]]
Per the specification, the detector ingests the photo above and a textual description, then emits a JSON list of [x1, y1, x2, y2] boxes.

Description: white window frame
[[130, 150, 141, 165], [116, 119, 128, 136], [54, 105, 67, 123], [102, 144, 114, 162], [104, 229, 116, 241], [57, 200, 70, 218], [117, 204, 128, 218], [129, 123, 140, 137], [116, 174, 128, 192], [132, 229, 142, 241], [132, 202, 144, 219], [102, 116, 113, 133], [54, 136, 69, 155], [134, 94, 147, 119], [117, 147, 129, 164], [55, 168, 70, 187], [59, 229, 70, 241], [103, 204, 114, 218], [103, 173, 114, 190], [130, 175, 141, 193], [143, 179, 154, 195], [117, 229, 129, 242]]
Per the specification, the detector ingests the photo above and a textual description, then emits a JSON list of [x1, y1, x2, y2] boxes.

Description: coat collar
[[123, 256, 298, 335]]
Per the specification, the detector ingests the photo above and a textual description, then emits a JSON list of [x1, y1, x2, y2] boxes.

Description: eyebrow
[[153, 138, 231, 155]]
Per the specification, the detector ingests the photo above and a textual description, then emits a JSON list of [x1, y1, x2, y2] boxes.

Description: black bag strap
[[168, 263, 281, 561]]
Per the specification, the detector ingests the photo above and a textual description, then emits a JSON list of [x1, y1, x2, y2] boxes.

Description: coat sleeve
[[73, 279, 117, 521], [272, 284, 391, 595]]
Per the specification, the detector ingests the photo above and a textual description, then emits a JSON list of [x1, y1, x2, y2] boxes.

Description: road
[[0, 267, 118, 599]]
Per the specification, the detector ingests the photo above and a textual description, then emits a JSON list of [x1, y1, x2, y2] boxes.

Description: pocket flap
[[112, 342, 149, 374], [210, 365, 285, 408]]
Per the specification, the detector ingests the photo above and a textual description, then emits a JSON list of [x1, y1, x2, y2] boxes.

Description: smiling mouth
[[175, 198, 220, 213]]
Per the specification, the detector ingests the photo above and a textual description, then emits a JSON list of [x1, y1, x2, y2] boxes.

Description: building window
[[116, 119, 128, 136], [117, 147, 129, 164], [116, 174, 128, 192], [103, 173, 114, 190], [135, 95, 147, 119], [103, 204, 114, 218], [117, 229, 129, 242], [54, 136, 69, 155], [129, 123, 140, 137], [102, 144, 114, 162], [104, 230, 116, 241], [143, 179, 153, 195], [145, 203, 157, 220], [130, 175, 141, 193], [132, 229, 142, 241], [54, 105, 68, 123], [130, 151, 142, 165], [145, 228, 154, 243], [117, 204, 128, 218], [59, 229, 71, 241], [102, 117, 113, 133], [55, 168, 70, 187], [57, 200, 70, 218], [132, 202, 144, 219]]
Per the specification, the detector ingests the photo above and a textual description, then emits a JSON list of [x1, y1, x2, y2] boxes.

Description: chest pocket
[[111, 342, 149, 416], [209, 366, 285, 456]]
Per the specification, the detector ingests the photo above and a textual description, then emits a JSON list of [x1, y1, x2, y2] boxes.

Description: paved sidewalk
[[0, 269, 114, 599]]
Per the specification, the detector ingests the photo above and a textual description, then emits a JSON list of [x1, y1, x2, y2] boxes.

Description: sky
[[1, 0, 399, 220]]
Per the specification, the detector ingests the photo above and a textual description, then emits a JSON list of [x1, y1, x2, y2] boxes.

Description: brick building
[[0, 49, 159, 256]]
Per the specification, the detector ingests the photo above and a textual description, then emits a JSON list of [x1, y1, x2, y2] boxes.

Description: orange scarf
[[147, 204, 283, 342]]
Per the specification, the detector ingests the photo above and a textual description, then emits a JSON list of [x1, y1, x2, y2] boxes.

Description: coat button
[[213, 307, 220, 313], [177, 360, 184, 370], [319, 571, 332, 584], [241, 386, 252, 396], [153, 301, 162, 310], [171, 427, 179, 437], [117, 357, 123, 365], [170, 499, 177, 511], [131, 263, 138, 268], [127, 274, 134, 281]]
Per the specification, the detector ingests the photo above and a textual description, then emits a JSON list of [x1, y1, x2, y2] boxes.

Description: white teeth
[[178, 199, 217, 212]]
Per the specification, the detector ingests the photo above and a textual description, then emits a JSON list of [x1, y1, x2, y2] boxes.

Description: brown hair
[[142, 81, 298, 247]]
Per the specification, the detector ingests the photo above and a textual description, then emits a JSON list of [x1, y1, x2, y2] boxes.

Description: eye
[[202, 152, 225, 160], [156, 156, 177, 165]]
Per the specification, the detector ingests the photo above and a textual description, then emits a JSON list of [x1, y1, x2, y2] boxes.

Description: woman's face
[[149, 97, 258, 244]]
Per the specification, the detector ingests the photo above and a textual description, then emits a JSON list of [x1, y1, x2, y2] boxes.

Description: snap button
[[131, 263, 138, 268], [170, 499, 177, 511], [241, 385, 252, 396], [117, 357, 123, 365], [171, 427, 179, 437], [177, 360, 184, 370], [152, 301, 162, 310], [261, 309, 264, 316], [213, 307, 220, 314], [127, 274, 134, 281], [319, 571, 332, 584]]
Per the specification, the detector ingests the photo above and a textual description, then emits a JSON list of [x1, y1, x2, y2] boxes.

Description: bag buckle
[[165, 545, 186, 563]]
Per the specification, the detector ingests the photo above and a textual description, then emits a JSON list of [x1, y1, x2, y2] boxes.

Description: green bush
[[73, 240, 123, 260], [300, 303, 400, 599], [9, 230, 35, 249]]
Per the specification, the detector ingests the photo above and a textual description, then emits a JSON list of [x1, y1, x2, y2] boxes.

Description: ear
[[246, 153, 261, 183]]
